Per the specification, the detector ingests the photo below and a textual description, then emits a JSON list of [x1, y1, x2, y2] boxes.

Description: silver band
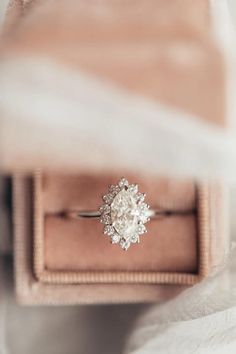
[[65, 209, 192, 219], [65, 209, 160, 219]]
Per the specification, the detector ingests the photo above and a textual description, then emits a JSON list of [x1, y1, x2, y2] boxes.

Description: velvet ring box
[[7, 0, 229, 304], [13, 172, 228, 304]]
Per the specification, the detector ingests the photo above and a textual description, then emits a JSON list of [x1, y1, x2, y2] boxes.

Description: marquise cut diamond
[[111, 189, 139, 238], [99, 178, 150, 250]]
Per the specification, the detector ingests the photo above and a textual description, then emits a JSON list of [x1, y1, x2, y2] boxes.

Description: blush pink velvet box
[[6, 0, 229, 304], [12, 173, 228, 305]]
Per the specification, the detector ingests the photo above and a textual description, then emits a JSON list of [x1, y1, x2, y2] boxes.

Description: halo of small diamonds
[[99, 178, 150, 250]]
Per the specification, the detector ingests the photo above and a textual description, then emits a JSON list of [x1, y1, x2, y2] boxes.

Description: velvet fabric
[[42, 174, 197, 273], [13, 175, 228, 304]]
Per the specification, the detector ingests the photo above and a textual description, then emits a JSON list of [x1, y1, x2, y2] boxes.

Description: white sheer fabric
[[1, 55, 236, 181]]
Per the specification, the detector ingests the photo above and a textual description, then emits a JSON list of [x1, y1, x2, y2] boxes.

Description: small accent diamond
[[130, 235, 139, 243], [137, 223, 147, 235], [136, 193, 145, 203], [99, 204, 110, 214], [139, 203, 149, 223], [100, 214, 111, 225], [104, 225, 115, 236], [120, 239, 131, 250], [108, 185, 120, 195], [103, 193, 114, 204], [118, 178, 129, 189], [128, 184, 138, 194], [111, 234, 120, 244]]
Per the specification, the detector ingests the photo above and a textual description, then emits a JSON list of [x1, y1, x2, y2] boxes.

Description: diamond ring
[[65, 177, 166, 250]]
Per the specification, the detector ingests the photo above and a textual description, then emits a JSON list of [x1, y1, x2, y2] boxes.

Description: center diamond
[[100, 177, 150, 250], [110, 189, 139, 240]]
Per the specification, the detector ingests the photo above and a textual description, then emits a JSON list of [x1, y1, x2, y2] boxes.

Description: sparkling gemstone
[[128, 184, 138, 194], [110, 189, 140, 240], [120, 239, 131, 250], [111, 234, 120, 244], [118, 178, 129, 189], [130, 235, 140, 243], [100, 204, 111, 214], [137, 223, 147, 235], [103, 193, 114, 204], [136, 192, 145, 203], [104, 225, 115, 236], [100, 214, 111, 224], [108, 185, 120, 195], [138, 203, 149, 223]]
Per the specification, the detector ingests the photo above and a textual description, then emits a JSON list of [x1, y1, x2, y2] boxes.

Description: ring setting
[[99, 178, 150, 250], [60, 177, 193, 251]]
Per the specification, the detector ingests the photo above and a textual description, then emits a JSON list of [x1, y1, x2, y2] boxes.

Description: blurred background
[[0, 1, 236, 354]]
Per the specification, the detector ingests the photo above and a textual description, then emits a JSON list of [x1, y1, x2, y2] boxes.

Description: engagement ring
[[66, 177, 167, 250]]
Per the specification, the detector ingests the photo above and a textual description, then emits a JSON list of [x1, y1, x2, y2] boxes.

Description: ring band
[[65, 209, 167, 219], [60, 177, 194, 251]]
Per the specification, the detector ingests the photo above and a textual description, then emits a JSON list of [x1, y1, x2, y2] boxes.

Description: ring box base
[[13, 173, 228, 305]]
